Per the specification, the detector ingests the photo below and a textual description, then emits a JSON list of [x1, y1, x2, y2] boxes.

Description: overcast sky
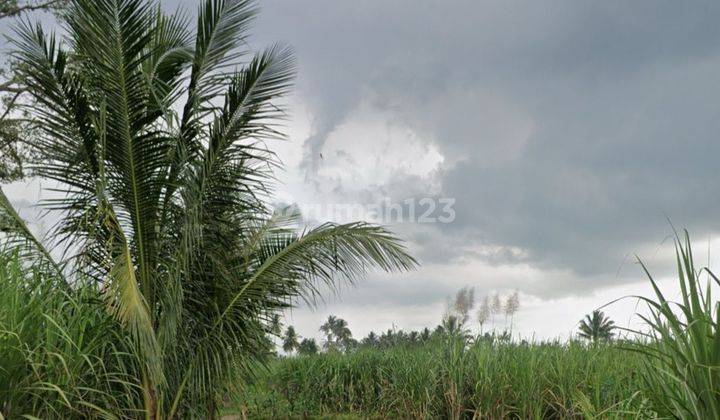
[[4, 0, 720, 341]]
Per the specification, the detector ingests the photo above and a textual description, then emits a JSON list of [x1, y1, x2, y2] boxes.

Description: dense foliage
[[0, 252, 144, 418], [237, 338, 652, 419], [631, 232, 720, 419], [0, 0, 415, 417]]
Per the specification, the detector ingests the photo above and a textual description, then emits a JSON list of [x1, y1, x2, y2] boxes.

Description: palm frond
[[163, 0, 258, 223], [181, 44, 295, 254], [66, 0, 175, 296], [235, 222, 418, 311], [183, 0, 256, 122], [12, 20, 101, 186], [99, 200, 162, 386], [0, 187, 61, 274], [143, 7, 194, 124]]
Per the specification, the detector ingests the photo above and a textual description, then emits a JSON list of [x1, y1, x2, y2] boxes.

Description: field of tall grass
[[235, 338, 652, 419], [4, 232, 716, 419], [230, 232, 720, 420]]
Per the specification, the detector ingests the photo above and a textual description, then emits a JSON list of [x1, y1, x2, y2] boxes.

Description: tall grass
[[3, 228, 719, 419], [631, 231, 720, 419], [236, 231, 720, 419], [236, 337, 651, 419], [0, 252, 143, 418]]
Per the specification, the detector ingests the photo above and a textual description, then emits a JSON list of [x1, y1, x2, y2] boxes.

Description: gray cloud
[[243, 0, 720, 284], [4, 0, 720, 336]]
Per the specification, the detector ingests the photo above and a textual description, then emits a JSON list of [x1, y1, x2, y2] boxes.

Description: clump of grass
[[631, 231, 720, 419], [0, 251, 142, 418]]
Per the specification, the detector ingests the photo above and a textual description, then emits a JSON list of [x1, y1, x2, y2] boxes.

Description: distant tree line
[[274, 286, 615, 357]]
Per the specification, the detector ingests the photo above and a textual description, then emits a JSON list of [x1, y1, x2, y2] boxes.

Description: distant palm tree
[[297, 338, 319, 356], [320, 315, 353, 352], [420, 327, 431, 342], [379, 329, 396, 348], [282, 326, 300, 354], [270, 314, 283, 336], [334, 319, 353, 347], [320, 315, 338, 350], [362, 331, 380, 348], [578, 310, 615, 343]]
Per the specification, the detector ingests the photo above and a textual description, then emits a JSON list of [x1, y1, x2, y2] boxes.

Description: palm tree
[[1, 0, 416, 417], [319, 315, 337, 350], [333, 318, 353, 350], [361, 331, 379, 348], [269, 313, 283, 336], [297, 338, 318, 356], [578, 310, 615, 344], [420, 327, 431, 342], [320, 315, 353, 352], [282, 326, 300, 354], [379, 329, 395, 348]]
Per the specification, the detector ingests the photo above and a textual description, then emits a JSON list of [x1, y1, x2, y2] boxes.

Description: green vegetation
[[0, 0, 414, 417], [578, 310, 616, 344], [282, 326, 300, 355], [236, 339, 651, 419], [630, 232, 720, 419], [2, 223, 717, 420], [0, 0, 717, 419], [0, 251, 142, 418], [232, 232, 719, 419]]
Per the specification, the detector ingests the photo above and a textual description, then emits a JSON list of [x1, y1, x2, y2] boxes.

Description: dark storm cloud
[[0, 0, 712, 339], [240, 0, 720, 284]]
